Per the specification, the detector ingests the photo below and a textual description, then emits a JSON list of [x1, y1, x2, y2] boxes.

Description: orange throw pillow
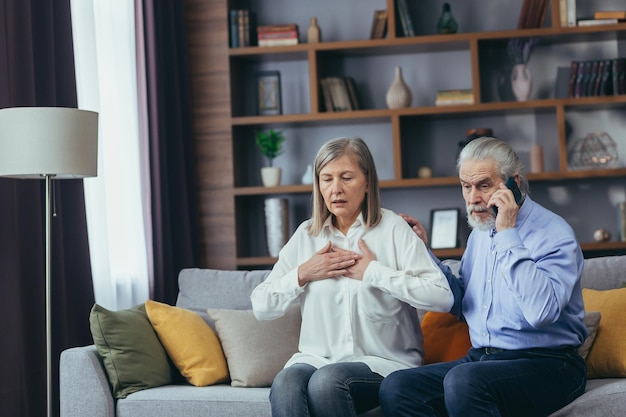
[[421, 311, 471, 364]]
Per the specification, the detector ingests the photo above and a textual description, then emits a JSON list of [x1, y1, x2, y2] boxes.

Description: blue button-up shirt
[[442, 197, 587, 350]]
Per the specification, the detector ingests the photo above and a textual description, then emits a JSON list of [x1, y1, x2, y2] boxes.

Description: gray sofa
[[60, 255, 626, 417]]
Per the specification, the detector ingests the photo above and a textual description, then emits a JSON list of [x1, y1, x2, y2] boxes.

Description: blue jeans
[[379, 347, 586, 417], [270, 362, 384, 417]]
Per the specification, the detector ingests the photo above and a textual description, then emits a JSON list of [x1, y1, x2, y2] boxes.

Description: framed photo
[[256, 71, 282, 116], [429, 208, 460, 249]]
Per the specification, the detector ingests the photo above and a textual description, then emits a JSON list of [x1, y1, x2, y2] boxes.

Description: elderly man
[[381, 137, 587, 417]]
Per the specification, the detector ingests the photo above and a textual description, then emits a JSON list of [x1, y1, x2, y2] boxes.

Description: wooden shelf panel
[[233, 170, 626, 196], [236, 242, 626, 268], [231, 96, 626, 126], [229, 24, 626, 57]]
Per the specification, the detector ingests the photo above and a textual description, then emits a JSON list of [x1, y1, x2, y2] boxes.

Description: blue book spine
[[229, 10, 239, 48]]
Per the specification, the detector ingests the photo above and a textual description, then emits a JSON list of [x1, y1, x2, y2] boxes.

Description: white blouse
[[251, 208, 453, 377]]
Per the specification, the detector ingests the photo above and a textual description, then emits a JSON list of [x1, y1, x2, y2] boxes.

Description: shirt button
[[483, 305, 488, 309], [482, 332, 487, 337]]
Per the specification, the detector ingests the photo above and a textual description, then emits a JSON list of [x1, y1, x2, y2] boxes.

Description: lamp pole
[[45, 174, 54, 417]]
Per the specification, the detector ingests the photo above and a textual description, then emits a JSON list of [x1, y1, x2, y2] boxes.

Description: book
[[598, 59, 613, 96], [258, 38, 299, 47], [257, 24, 298, 33], [229, 10, 239, 48], [329, 77, 352, 111], [567, 60, 578, 97], [236, 10, 255, 47], [517, 0, 549, 29], [594, 11, 626, 20], [578, 60, 593, 97], [591, 60, 606, 96], [574, 60, 586, 98], [559, 0, 568, 27], [344, 77, 360, 110], [577, 18, 623, 26], [566, 0, 577, 27], [614, 57, 626, 95], [369, 10, 388, 39], [396, 0, 415, 37], [435, 89, 474, 106], [258, 30, 298, 40], [586, 60, 599, 96], [319, 76, 360, 111]]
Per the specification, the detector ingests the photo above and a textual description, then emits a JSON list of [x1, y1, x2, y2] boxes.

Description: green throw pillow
[[89, 303, 173, 398]]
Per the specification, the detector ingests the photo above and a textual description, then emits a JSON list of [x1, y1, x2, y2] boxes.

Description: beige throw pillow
[[207, 306, 301, 387]]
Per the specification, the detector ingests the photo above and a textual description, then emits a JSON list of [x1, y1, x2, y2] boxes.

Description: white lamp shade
[[0, 107, 98, 179]]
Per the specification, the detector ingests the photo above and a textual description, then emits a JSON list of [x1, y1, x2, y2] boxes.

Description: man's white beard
[[466, 204, 495, 231]]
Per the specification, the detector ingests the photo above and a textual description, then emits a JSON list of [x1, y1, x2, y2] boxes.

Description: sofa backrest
[[581, 255, 626, 290], [443, 255, 626, 291], [176, 268, 270, 328]]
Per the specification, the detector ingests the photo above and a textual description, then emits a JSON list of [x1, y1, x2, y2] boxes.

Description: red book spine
[[257, 30, 298, 40]]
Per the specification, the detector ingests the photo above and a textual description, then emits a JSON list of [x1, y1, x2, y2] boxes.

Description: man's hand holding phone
[[490, 177, 522, 231]]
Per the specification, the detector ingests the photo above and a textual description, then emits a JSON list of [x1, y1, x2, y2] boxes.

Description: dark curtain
[[0, 1, 95, 417], [142, 1, 200, 304]]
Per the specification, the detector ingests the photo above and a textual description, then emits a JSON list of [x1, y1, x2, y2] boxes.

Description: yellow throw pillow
[[145, 300, 228, 386], [582, 288, 626, 378]]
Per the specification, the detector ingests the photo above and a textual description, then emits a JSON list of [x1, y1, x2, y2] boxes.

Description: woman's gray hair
[[457, 136, 530, 195], [308, 137, 382, 236]]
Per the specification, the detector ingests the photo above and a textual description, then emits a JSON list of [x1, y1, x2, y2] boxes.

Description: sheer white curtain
[[70, 0, 152, 310]]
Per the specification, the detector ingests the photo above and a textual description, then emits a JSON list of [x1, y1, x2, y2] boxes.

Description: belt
[[480, 347, 506, 355]]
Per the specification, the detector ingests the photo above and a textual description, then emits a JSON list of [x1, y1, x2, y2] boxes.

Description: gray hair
[[308, 137, 382, 236], [457, 137, 530, 195]]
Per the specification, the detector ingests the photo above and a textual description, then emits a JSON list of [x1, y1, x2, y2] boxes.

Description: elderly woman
[[251, 137, 453, 417]]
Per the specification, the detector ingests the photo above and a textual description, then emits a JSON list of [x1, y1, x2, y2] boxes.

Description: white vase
[[386, 66, 412, 109], [511, 64, 532, 102], [264, 198, 289, 257], [261, 167, 281, 187]]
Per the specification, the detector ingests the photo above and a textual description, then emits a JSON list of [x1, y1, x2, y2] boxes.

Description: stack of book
[[257, 24, 299, 47], [229, 9, 256, 48], [568, 58, 626, 98], [577, 10, 626, 26], [435, 89, 474, 106], [369, 9, 388, 39], [517, 0, 550, 29], [395, 0, 415, 37], [319, 77, 360, 112]]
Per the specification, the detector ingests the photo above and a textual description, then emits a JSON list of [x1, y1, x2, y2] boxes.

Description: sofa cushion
[[578, 311, 601, 360], [207, 305, 301, 387], [89, 303, 173, 399], [583, 288, 626, 378], [421, 312, 471, 364], [145, 300, 229, 386]]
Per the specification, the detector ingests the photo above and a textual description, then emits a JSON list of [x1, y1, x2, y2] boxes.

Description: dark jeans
[[379, 347, 586, 417], [270, 362, 384, 417]]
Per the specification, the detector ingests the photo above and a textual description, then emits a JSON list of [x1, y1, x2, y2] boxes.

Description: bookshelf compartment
[[399, 108, 560, 179]]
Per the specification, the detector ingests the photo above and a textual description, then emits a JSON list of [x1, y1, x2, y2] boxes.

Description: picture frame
[[429, 208, 460, 249], [256, 70, 282, 116]]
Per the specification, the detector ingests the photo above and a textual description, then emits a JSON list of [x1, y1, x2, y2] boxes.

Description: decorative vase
[[530, 145, 544, 173], [307, 17, 321, 43], [386, 66, 412, 109], [264, 198, 289, 257], [301, 164, 313, 184], [437, 2, 458, 34], [261, 167, 281, 187], [511, 64, 532, 101]]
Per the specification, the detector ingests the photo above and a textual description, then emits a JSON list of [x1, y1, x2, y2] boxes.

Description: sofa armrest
[[60, 345, 115, 417]]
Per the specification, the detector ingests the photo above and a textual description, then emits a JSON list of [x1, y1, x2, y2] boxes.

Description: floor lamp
[[0, 107, 98, 417]]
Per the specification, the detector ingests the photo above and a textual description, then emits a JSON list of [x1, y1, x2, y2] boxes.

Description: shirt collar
[[322, 212, 365, 233]]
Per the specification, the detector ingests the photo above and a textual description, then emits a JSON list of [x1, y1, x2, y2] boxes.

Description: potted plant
[[254, 129, 285, 187]]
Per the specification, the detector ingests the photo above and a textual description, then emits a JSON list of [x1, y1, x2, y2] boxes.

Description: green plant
[[254, 129, 285, 167]]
